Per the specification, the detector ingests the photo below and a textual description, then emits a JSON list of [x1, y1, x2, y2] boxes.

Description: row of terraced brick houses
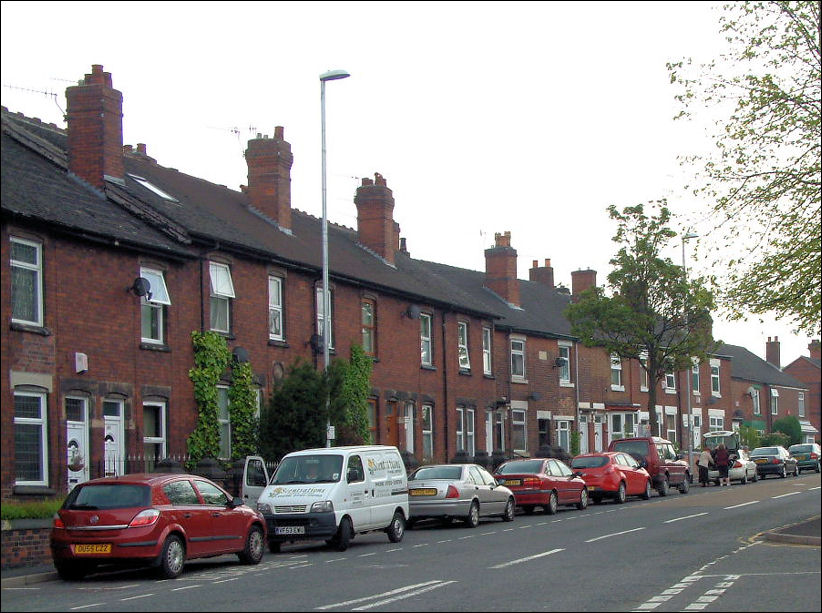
[[2, 65, 817, 502]]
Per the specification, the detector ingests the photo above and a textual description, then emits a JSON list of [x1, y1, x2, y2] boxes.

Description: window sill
[[9, 321, 51, 336], [483, 373, 495, 380], [611, 385, 625, 392], [13, 485, 57, 496], [458, 368, 472, 376], [268, 339, 289, 348], [665, 389, 677, 395], [421, 365, 437, 372], [511, 378, 528, 385], [560, 381, 575, 388], [140, 342, 171, 352]]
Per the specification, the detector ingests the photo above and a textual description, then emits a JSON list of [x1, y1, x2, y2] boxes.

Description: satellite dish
[[232, 346, 250, 364], [130, 277, 152, 299], [405, 304, 421, 319]]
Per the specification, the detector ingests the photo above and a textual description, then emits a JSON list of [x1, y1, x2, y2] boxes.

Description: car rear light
[[733, 461, 744, 469], [811, 453, 819, 460], [52, 513, 64, 529], [772, 458, 781, 464], [523, 477, 541, 488], [129, 509, 160, 527], [445, 485, 460, 499]]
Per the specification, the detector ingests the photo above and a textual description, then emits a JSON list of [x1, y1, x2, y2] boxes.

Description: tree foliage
[[668, 1, 821, 336], [771, 415, 802, 446], [566, 201, 717, 434]]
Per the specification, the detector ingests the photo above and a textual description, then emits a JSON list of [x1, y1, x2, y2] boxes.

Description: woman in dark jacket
[[714, 443, 731, 486]]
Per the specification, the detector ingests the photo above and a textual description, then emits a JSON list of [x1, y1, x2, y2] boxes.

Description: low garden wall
[[1, 519, 52, 570]]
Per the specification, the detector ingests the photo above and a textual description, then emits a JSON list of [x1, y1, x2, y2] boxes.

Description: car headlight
[[257, 502, 272, 515], [310, 500, 334, 513]]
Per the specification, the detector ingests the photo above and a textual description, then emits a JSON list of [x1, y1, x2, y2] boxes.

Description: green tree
[[760, 431, 791, 447], [738, 424, 762, 450], [772, 415, 802, 446], [566, 202, 717, 436], [328, 345, 373, 445], [668, 1, 821, 336], [258, 359, 329, 461]]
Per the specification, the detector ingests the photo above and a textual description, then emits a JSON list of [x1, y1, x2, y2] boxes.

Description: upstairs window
[[511, 338, 526, 380], [316, 287, 334, 350], [559, 343, 571, 384], [362, 299, 376, 356], [610, 354, 623, 390], [665, 370, 676, 392], [798, 392, 805, 418], [710, 361, 721, 396], [639, 352, 649, 391], [268, 276, 284, 341], [140, 267, 171, 344], [482, 327, 492, 375], [457, 322, 470, 370], [10, 237, 43, 326], [691, 363, 700, 394], [420, 313, 433, 366], [209, 262, 235, 333]]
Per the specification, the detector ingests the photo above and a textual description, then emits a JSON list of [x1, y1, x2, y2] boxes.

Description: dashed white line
[[171, 585, 200, 591], [664, 513, 708, 523], [489, 548, 564, 569], [119, 593, 154, 601], [315, 580, 447, 610], [585, 527, 645, 542], [724, 500, 759, 509], [772, 492, 800, 499], [69, 605, 106, 610]]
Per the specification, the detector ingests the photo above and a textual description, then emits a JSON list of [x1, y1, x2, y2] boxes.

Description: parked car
[[750, 446, 799, 478], [406, 463, 515, 528], [788, 443, 821, 474], [708, 448, 758, 485], [608, 436, 690, 496], [493, 457, 588, 514], [51, 473, 266, 581], [570, 452, 653, 504]]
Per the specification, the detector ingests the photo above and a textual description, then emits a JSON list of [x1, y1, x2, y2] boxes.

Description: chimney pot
[[245, 129, 293, 229], [355, 173, 396, 264], [485, 231, 520, 306]]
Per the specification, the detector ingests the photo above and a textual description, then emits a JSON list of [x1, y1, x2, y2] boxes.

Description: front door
[[594, 416, 603, 452], [386, 401, 399, 448], [66, 396, 89, 491], [579, 415, 589, 454], [103, 400, 124, 477]]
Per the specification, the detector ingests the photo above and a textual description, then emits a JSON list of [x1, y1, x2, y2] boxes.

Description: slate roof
[[716, 343, 808, 389], [0, 107, 505, 320]]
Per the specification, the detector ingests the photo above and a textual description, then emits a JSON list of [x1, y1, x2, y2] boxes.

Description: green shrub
[[1, 498, 65, 520]]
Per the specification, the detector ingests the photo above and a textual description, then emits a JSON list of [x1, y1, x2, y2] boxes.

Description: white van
[[255, 445, 409, 552]]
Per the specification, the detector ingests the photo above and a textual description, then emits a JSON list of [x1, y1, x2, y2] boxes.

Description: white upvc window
[[14, 391, 48, 486], [217, 385, 231, 459], [421, 404, 434, 461], [665, 370, 676, 393], [639, 351, 649, 392], [420, 313, 433, 366], [315, 287, 334, 350], [610, 354, 624, 391], [404, 402, 415, 453], [559, 342, 572, 384], [482, 327, 492, 376], [456, 407, 465, 452], [511, 338, 526, 380], [710, 359, 721, 397], [798, 392, 805, 418], [512, 408, 527, 453], [465, 408, 475, 455], [143, 402, 167, 469], [752, 389, 761, 415], [209, 262, 235, 333], [691, 363, 700, 394], [457, 322, 471, 370], [268, 275, 284, 341], [362, 299, 376, 356], [140, 267, 171, 344], [10, 237, 43, 326], [771, 389, 779, 415]]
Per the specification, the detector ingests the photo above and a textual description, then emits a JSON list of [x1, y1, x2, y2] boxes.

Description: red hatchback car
[[493, 458, 588, 514], [570, 452, 653, 504], [51, 473, 267, 580]]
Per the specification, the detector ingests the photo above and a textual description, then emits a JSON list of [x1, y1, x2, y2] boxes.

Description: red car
[[493, 458, 588, 514], [570, 452, 653, 504], [51, 473, 266, 580]]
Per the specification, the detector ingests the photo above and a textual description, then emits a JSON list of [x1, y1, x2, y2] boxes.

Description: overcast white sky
[[1, 1, 815, 366]]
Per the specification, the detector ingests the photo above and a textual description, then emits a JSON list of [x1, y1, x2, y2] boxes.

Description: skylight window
[[128, 174, 179, 202]]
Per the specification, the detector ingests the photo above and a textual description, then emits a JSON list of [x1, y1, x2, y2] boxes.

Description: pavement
[[2, 517, 818, 589]]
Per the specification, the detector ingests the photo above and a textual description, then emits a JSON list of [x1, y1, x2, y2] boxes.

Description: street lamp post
[[320, 69, 350, 448], [682, 232, 698, 464]]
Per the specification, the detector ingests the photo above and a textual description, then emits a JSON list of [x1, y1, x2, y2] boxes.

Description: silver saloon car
[[406, 463, 515, 528], [708, 449, 759, 485]]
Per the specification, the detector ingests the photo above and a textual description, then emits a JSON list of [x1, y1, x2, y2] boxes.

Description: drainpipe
[[574, 340, 580, 448], [441, 310, 450, 463]]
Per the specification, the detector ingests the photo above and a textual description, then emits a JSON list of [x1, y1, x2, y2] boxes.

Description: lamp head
[[682, 232, 699, 241], [320, 69, 350, 82]]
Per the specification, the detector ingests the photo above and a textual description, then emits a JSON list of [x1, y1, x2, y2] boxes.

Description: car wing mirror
[[229, 496, 244, 508]]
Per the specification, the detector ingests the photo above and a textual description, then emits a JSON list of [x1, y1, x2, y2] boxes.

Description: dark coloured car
[[788, 443, 821, 474], [51, 473, 266, 580], [493, 458, 588, 514], [750, 446, 799, 479], [608, 436, 690, 496], [570, 452, 653, 504]]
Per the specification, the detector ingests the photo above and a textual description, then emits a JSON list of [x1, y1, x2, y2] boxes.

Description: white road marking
[[724, 501, 759, 509], [315, 580, 447, 610], [489, 548, 564, 569], [664, 512, 708, 523], [171, 584, 200, 591], [585, 527, 645, 542], [69, 604, 106, 610], [119, 593, 154, 601], [772, 492, 800, 499]]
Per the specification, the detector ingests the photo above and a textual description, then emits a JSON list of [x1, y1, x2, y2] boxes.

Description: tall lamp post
[[682, 232, 698, 464], [320, 69, 350, 448]]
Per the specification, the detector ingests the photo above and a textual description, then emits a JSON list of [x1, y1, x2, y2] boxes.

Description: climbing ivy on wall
[[228, 360, 259, 460]]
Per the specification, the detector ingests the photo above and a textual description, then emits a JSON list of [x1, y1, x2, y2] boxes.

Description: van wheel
[[464, 501, 480, 528], [544, 491, 558, 515], [577, 488, 588, 510], [268, 540, 281, 553], [159, 535, 185, 579], [641, 480, 652, 500], [333, 517, 352, 551], [678, 476, 690, 494], [238, 525, 264, 564], [658, 477, 670, 496], [387, 512, 405, 542], [502, 497, 515, 522]]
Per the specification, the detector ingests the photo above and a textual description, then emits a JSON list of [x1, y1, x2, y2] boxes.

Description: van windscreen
[[271, 454, 344, 484]]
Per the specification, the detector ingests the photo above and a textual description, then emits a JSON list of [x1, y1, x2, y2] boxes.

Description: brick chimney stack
[[571, 269, 597, 302], [245, 127, 293, 230], [355, 173, 398, 265], [529, 258, 555, 288], [484, 231, 520, 307], [65, 64, 124, 189], [809, 339, 821, 361], [766, 336, 781, 368]]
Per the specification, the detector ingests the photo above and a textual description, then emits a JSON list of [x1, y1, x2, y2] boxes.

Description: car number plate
[[409, 488, 437, 496], [795, 455, 808, 460], [275, 526, 305, 535], [587, 486, 595, 491], [754, 458, 767, 464], [503, 479, 521, 486], [74, 543, 111, 555]]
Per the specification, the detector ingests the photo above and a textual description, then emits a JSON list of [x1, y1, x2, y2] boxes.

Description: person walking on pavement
[[714, 443, 731, 486], [697, 447, 714, 487]]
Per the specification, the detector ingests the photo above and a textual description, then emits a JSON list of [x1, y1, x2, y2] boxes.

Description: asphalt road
[[2, 472, 819, 612]]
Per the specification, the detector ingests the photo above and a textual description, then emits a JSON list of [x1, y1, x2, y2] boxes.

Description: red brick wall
[[1, 522, 52, 569]]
